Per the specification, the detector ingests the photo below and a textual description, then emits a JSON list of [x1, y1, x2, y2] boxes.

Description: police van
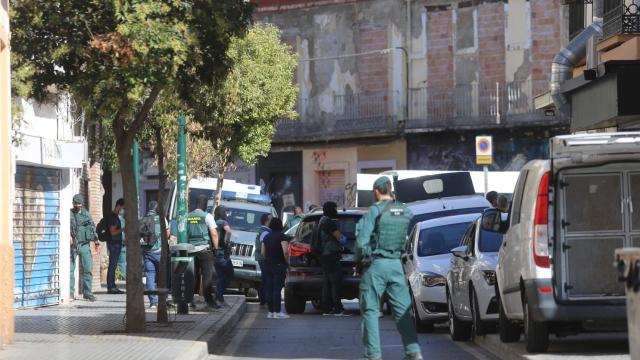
[[166, 178, 278, 297]]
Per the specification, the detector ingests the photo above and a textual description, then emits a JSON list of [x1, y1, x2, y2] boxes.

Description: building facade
[[0, 0, 13, 346], [254, 0, 569, 208]]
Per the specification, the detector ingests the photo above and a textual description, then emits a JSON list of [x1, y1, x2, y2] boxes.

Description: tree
[[11, 0, 253, 332], [193, 24, 299, 203]]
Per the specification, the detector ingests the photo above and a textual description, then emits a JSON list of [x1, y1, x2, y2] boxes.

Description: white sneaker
[[275, 312, 290, 319], [267, 312, 275, 318]]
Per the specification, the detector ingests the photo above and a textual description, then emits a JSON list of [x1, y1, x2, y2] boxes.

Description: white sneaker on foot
[[267, 312, 275, 318], [275, 312, 290, 319]]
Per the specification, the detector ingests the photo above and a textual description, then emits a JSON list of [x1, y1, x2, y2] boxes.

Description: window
[[479, 229, 504, 253], [224, 208, 270, 233], [466, 223, 477, 257], [417, 222, 470, 257], [510, 170, 529, 226], [298, 220, 315, 244]]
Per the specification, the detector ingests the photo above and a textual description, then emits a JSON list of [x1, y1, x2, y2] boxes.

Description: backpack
[[96, 217, 110, 242], [139, 215, 159, 248], [311, 216, 329, 257]]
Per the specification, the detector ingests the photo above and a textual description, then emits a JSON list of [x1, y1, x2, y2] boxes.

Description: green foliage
[[194, 23, 299, 170]]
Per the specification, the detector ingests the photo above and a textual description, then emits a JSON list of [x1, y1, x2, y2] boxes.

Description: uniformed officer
[[187, 194, 220, 309], [70, 194, 97, 302], [356, 177, 422, 360]]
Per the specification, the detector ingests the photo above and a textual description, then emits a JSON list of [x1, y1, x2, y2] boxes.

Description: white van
[[486, 132, 640, 352]]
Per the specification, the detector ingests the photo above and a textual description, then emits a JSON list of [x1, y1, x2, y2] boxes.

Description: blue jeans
[[258, 260, 268, 305], [264, 263, 287, 313], [214, 255, 234, 302], [107, 241, 122, 290], [144, 251, 161, 305]]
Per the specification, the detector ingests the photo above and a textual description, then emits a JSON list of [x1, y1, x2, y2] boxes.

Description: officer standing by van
[[187, 195, 220, 309], [356, 177, 422, 360]]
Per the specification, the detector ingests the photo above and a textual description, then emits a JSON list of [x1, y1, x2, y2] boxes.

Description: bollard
[[171, 243, 195, 314], [615, 247, 640, 360]]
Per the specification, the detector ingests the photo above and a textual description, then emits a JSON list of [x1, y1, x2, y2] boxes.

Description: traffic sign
[[476, 136, 493, 165]]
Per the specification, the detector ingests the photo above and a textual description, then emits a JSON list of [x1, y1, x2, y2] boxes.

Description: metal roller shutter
[[13, 165, 61, 308], [318, 169, 346, 207]]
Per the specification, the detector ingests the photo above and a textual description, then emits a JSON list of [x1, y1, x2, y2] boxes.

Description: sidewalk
[[0, 291, 246, 360]]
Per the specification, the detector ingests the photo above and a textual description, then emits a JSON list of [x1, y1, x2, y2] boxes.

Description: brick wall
[[531, 0, 562, 94], [427, 8, 454, 89], [358, 27, 388, 93], [478, 3, 506, 87]]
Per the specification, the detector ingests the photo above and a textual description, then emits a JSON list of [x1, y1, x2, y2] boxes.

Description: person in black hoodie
[[261, 218, 290, 319]]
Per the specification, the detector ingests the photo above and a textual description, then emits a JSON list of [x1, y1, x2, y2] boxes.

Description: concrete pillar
[[0, 2, 14, 347]]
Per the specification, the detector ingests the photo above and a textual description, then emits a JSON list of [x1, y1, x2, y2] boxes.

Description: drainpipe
[[406, 0, 412, 120], [550, 0, 603, 115]]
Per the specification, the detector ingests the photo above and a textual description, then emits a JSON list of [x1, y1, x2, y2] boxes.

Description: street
[[212, 301, 497, 360]]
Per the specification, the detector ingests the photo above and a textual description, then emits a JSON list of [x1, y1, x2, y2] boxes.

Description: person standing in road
[[107, 198, 125, 294], [187, 195, 220, 309], [139, 200, 170, 309], [356, 177, 422, 360], [255, 213, 272, 308], [285, 206, 304, 230], [214, 205, 235, 306], [319, 201, 346, 316], [70, 194, 98, 302], [261, 218, 290, 319]]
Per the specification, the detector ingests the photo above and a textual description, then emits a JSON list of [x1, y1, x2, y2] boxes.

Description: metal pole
[[484, 165, 489, 196], [496, 82, 500, 125], [177, 115, 188, 245]]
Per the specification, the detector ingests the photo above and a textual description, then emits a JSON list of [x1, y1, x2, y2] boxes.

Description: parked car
[[489, 132, 638, 353], [404, 213, 487, 332], [284, 209, 365, 314], [446, 211, 504, 340]]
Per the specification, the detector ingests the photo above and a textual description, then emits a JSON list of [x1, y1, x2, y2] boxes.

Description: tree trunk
[[155, 126, 169, 324], [214, 165, 225, 207], [116, 138, 146, 333]]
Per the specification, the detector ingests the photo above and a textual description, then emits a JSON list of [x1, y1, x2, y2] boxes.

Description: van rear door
[[551, 132, 640, 303]]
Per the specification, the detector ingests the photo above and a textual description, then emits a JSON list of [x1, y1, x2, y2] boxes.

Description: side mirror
[[451, 245, 468, 260], [481, 208, 507, 233]]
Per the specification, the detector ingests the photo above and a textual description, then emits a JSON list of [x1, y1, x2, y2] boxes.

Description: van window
[[224, 207, 270, 233], [510, 170, 529, 226]]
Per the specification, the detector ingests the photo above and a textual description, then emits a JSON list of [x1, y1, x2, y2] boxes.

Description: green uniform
[[286, 214, 303, 230], [70, 208, 95, 296], [356, 199, 420, 359], [187, 209, 211, 248]]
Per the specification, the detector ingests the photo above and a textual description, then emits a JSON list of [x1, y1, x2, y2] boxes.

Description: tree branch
[[126, 85, 162, 143]]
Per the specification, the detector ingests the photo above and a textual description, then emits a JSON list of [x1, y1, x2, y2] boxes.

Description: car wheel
[[244, 287, 259, 299], [471, 287, 491, 337], [411, 295, 434, 333], [497, 290, 521, 343], [447, 290, 472, 341], [523, 294, 549, 353], [311, 299, 322, 311], [284, 288, 306, 314]]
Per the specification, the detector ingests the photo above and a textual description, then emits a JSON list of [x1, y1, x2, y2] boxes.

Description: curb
[[178, 297, 248, 360], [474, 334, 525, 360]]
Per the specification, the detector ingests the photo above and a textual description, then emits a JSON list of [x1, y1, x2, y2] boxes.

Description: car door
[[405, 225, 421, 296], [450, 223, 472, 314], [458, 221, 478, 318]]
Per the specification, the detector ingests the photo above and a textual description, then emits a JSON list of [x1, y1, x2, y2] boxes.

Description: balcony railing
[[274, 80, 561, 143], [604, 0, 640, 38], [406, 80, 557, 129]]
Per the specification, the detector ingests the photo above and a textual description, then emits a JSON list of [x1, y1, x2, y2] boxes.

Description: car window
[[407, 226, 416, 253], [510, 170, 529, 226], [417, 222, 470, 257], [479, 229, 504, 252], [459, 223, 473, 247], [466, 223, 477, 257], [224, 207, 270, 233], [408, 206, 488, 234], [298, 220, 315, 244]]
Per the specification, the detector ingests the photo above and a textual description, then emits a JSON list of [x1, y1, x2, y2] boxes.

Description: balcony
[[604, 0, 640, 39], [406, 80, 561, 130], [273, 91, 400, 143]]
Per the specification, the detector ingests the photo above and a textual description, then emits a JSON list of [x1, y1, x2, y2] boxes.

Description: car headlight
[[421, 272, 446, 287], [482, 270, 496, 286]]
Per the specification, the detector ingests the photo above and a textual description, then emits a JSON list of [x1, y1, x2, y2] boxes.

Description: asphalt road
[[212, 301, 497, 360]]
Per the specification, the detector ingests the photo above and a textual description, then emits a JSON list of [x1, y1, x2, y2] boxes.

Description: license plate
[[231, 259, 243, 267], [341, 254, 354, 262]]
